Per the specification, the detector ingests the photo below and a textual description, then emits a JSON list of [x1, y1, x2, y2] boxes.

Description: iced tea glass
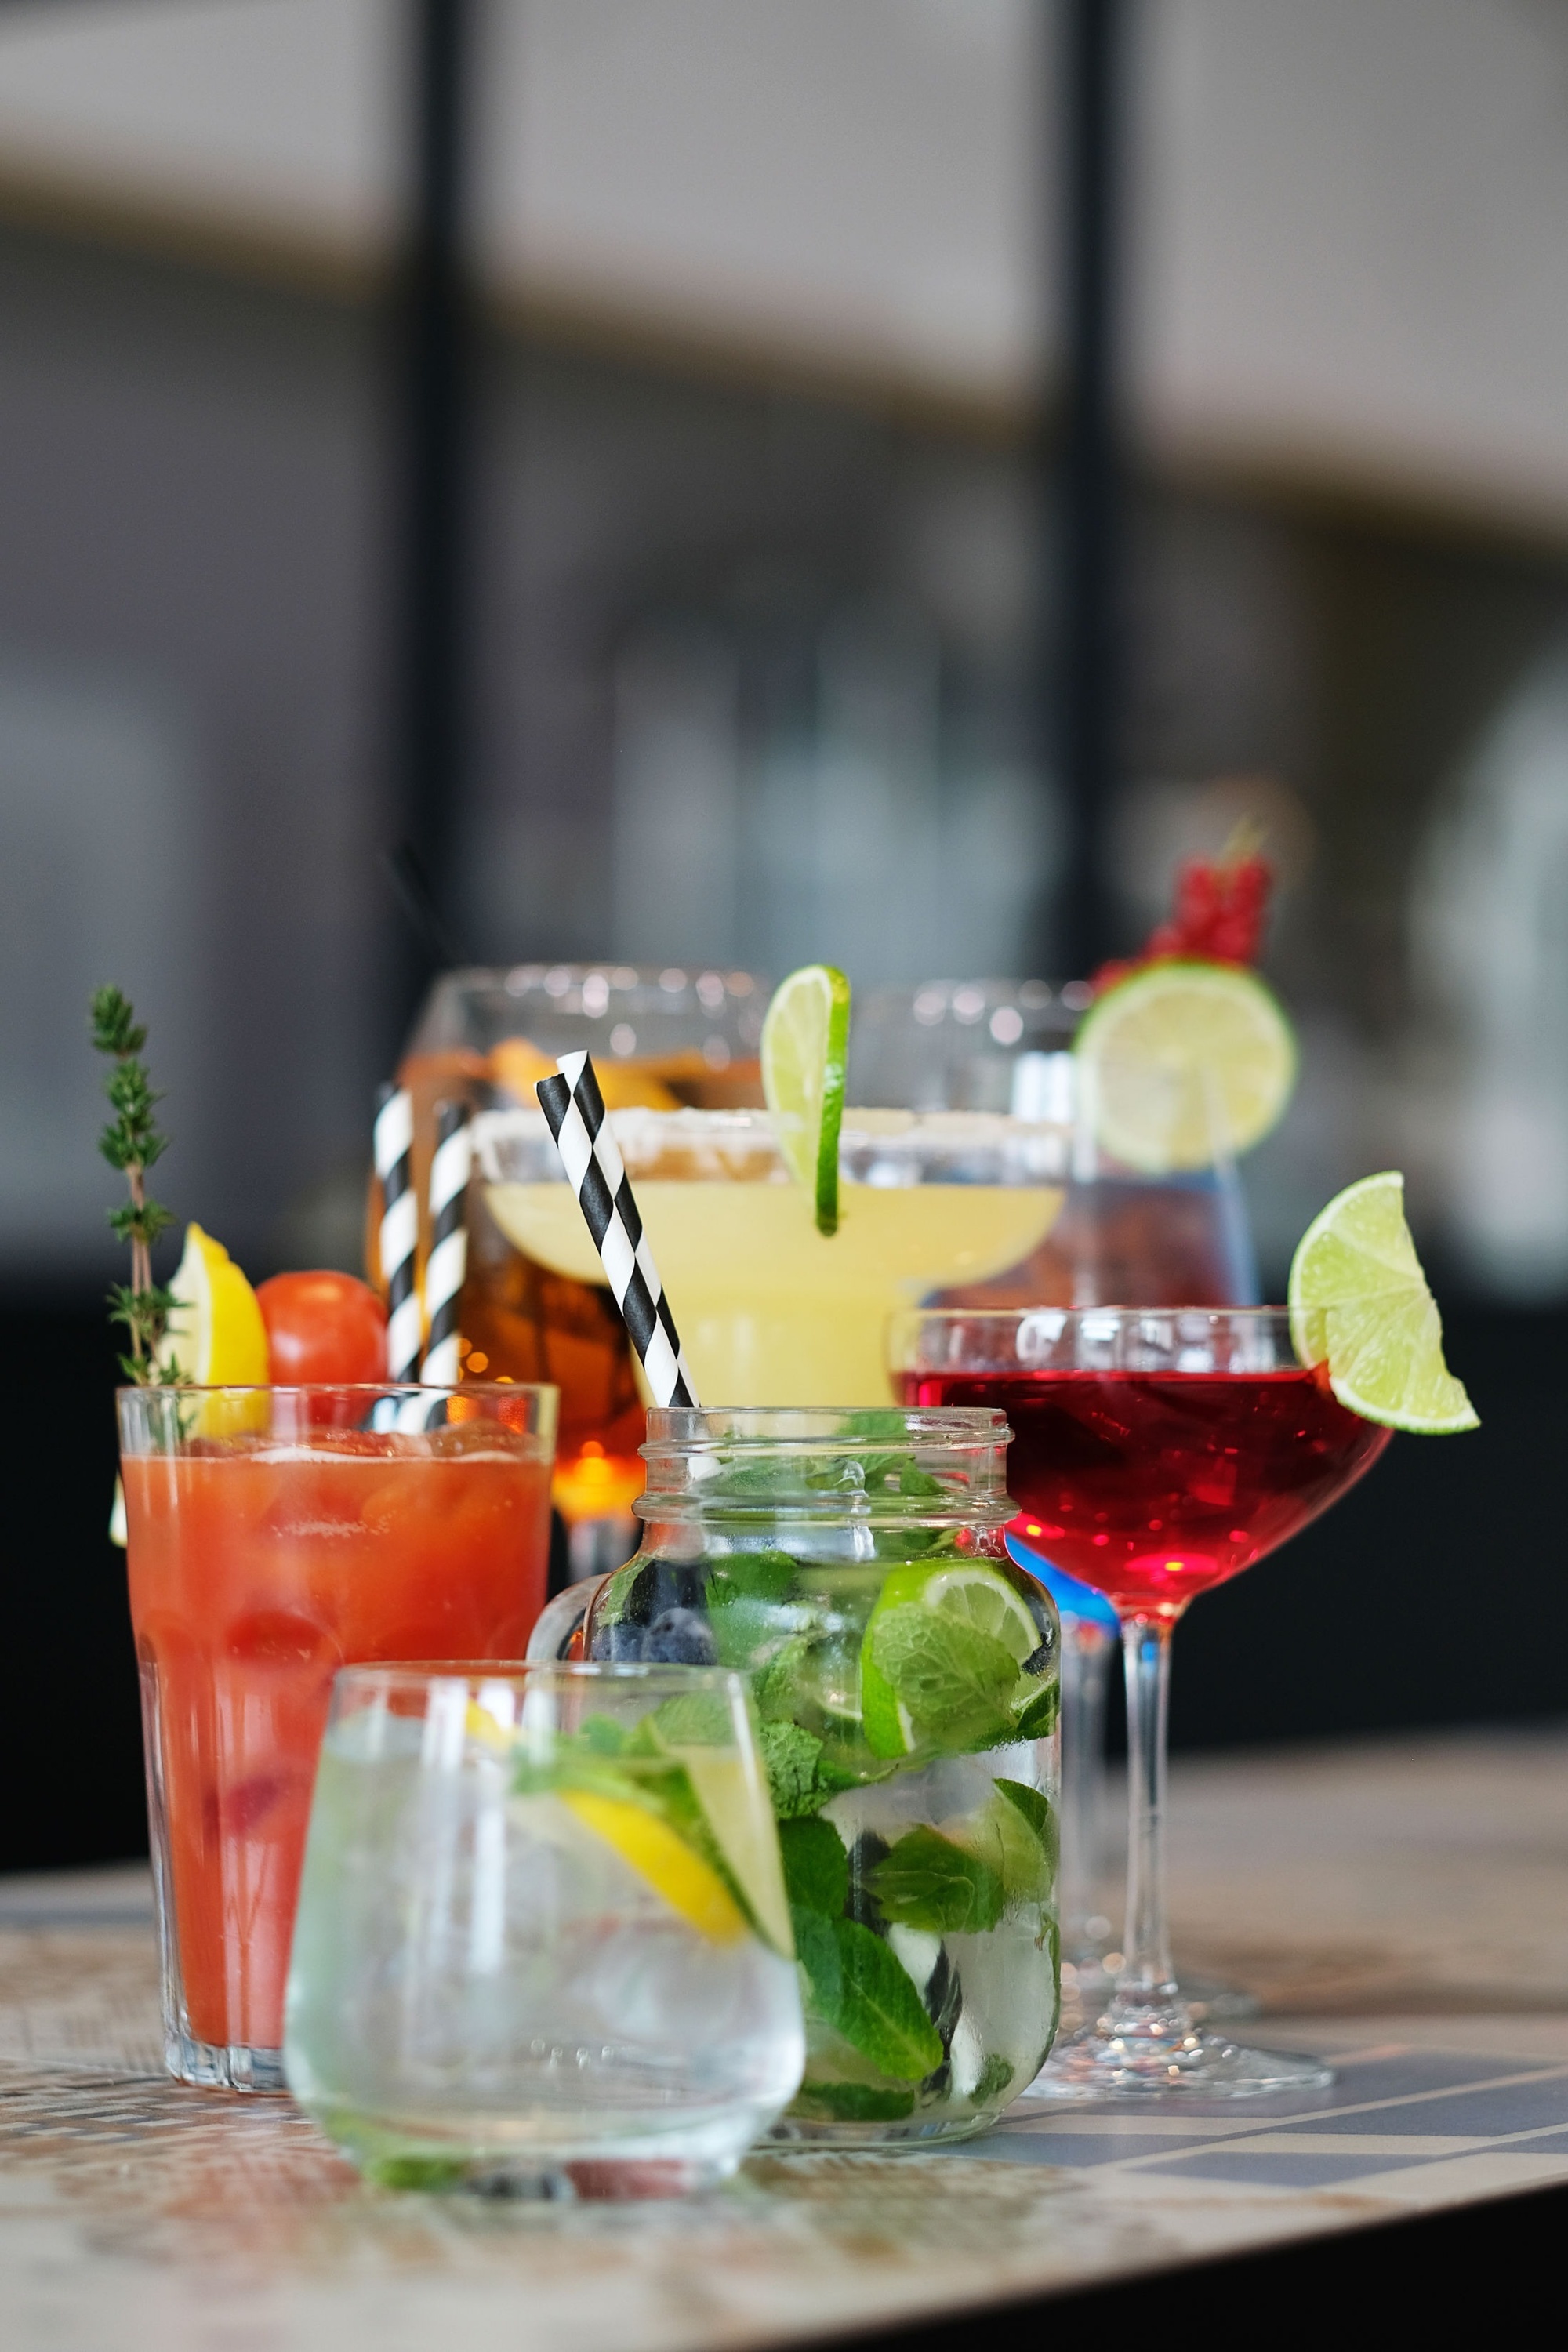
[[285, 1661, 803, 2194], [384, 964, 768, 1581], [119, 1381, 557, 2091]]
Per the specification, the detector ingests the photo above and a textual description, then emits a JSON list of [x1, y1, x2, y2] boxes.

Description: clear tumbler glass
[[284, 1661, 804, 2194]]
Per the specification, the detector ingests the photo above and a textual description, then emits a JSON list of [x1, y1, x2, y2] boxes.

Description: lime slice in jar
[[859, 1559, 1042, 1760]]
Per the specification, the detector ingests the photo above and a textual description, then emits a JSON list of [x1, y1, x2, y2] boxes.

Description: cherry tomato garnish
[[257, 1272, 387, 1386]]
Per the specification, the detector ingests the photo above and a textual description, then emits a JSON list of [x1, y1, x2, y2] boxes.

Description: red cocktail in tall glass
[[891, 1307, 1390, 2098], [119, 1382, 557, 2091]]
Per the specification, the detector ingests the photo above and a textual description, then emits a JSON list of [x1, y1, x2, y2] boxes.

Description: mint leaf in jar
[[971, 2053, 1015, 2105], [858, 1454, 947, 1499], [1014, 1679, 1060, 1740], [790, 2080, 916, 2122], [953, 1785, 1056, 1904], [758, 1719, 855, 1820], [793, 1912, 943, 2082], [779, 1816, 848, 1916], [995, 1777, 1053, 1841], [868, 1825, 1005, 1935], [868, 1606, 1019, 1754]]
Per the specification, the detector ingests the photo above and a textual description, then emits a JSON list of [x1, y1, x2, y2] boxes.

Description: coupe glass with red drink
[[120, 1381, 557, 2091], [891, 1305, 1391, 2097]]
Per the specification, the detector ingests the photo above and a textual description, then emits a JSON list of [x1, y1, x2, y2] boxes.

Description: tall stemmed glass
[[855, 978, 1261, 2019], [891, 1305, 1392, 2098]]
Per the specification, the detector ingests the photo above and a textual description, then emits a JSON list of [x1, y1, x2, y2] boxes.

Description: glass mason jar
[[579, 1406, 1062, 2145]]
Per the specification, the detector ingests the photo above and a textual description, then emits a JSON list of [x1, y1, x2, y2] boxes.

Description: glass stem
[[1059, 1617, 1113, 1963], [1119, 1615, 1178, 2004]]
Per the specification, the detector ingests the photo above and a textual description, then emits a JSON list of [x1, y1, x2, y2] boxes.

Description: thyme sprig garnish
[[91, 985, 179, 1384]]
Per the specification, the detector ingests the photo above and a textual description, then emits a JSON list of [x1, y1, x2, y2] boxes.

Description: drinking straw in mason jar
[[373, 1082, 422, 1384], [536, 1050, 700, 1407], [419, 1098, 470, 1385]]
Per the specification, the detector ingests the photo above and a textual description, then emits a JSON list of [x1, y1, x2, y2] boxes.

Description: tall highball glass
[[891, 1307, 1390, 2098], [119, 1381, 557, 2090]]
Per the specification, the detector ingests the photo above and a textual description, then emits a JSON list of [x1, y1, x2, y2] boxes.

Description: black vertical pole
[[1054, 0, 1123, 982], [392, 0, 474, 1027]]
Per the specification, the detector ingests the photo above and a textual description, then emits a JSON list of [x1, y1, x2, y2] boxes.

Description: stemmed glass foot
[[1062, 1958, 1261, 2032], [1026, 1996, 1329, 2101], [1038, 1611, 1330, 2103]]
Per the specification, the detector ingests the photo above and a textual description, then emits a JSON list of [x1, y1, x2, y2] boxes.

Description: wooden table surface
[[4, 1728, 1567, 2350]]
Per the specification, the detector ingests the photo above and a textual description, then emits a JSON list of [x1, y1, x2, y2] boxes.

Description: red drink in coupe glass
[[899, 1366, 1388, 1618], [891, 1306, 1396, 2100]]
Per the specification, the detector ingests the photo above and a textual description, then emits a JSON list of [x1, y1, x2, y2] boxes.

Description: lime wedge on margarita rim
[[1075, 958, 1297, 1174], [1289, 1171, 1478, 1435], [761, 964, 851, 1236]]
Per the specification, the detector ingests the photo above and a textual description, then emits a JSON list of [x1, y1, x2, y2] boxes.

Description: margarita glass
[[891, 1307, 1390, 2097], [119, 1381, 557, 2090], [477, 1108, 1067, 1410]]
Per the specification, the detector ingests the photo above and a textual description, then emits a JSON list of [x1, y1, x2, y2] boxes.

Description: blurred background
[[3, 0, 1566, 1868]]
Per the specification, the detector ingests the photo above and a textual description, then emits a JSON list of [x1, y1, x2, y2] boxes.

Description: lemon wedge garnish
[[158, 1222, 270, 1385], [560, 1791, 749, 1944]]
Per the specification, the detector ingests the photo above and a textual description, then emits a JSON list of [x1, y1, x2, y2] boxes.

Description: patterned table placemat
[[984, 2042, 1568, 2205], [5, 1848, 1568, 2350]]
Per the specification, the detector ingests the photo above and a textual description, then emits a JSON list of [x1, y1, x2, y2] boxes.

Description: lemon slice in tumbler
[[560, 1791, 750, 1944], [761, 964, 851, 1235], [1288, 1171, 1478, 1434], [673, 1749, 793, 1955], [1075, 959, 1297, 1174]]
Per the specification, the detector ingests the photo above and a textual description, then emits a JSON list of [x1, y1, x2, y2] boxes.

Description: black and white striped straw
[[535, 1050, 699, 1408], [374, 1081, 422, 1385], [420, 1098, 470, 1386]]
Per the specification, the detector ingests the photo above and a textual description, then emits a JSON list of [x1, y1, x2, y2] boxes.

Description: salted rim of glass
[[473, 1107, 1074, 1187]]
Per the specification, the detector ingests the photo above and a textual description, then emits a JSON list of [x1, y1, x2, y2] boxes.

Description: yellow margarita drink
[[477, 1108, 1065, 1406]]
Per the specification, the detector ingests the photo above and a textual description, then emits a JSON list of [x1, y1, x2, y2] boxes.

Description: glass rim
[[643, 1404, 1010, 1444], [113, 1380, 558, 1399], [332, 1658, 752, 1696], [887, 1305, 1303, 1377], [476, 1102, 1072, 1137], [427, 960, 766, 993], [889, 1306, 1291, 1328]]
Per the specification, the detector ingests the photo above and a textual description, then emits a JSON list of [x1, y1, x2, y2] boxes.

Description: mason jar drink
[[580, 1406, 1061, 2144]]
